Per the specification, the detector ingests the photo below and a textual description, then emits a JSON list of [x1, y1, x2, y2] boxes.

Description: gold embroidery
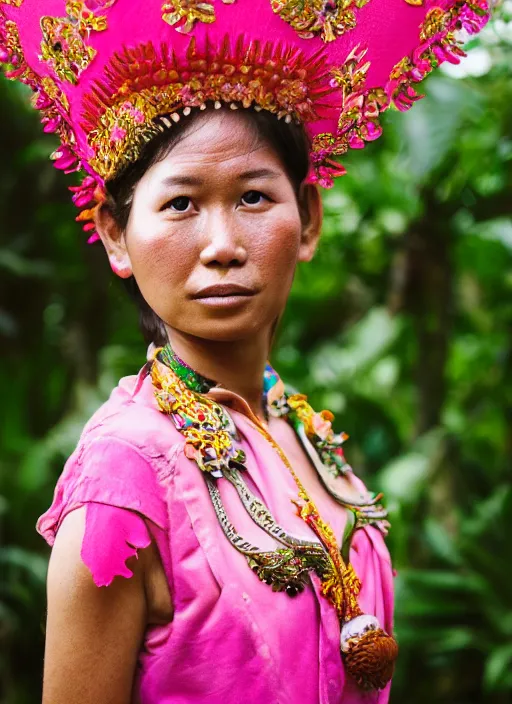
[[2, 19, 21, 62], [82, 38, 331, 180], [152, 351, 398, 690], [40, 76, 70, 112], [162, 0, 215, 32], [419, 6, 449, 40], [253, 413, 398, 690], [390, 3, 484, 112], [39, 0, 112, 84], [310, 46, 387, 186], [312, 47, 384, 159], [152, 358, 241, 474], [0, 1, 24, 6], [310, 1, 489, 186], [0, 18, 36, 84], [271, 0, 370, 42], [162, 0, 235, 34]]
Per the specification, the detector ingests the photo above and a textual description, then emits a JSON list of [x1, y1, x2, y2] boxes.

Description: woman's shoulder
[[79, 363, 183, 463], [37, 364, 184, 548]]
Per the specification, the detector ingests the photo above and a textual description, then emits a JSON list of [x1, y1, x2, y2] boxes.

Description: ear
[[297, 184, 322, 263], [94, 202, 133, 279]]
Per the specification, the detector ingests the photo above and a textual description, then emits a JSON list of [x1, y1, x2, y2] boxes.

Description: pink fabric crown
[[0, 0, 490, 243]]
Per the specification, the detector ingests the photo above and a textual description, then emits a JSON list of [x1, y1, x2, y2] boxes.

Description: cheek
[[125, 218, 196, 300], [253, 208, 302, 283]]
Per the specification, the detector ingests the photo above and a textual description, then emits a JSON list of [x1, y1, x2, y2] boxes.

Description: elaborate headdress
[[0, 0, 490, 242]]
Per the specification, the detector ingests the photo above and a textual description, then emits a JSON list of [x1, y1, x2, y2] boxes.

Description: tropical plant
[[0, 6, 511, 702]]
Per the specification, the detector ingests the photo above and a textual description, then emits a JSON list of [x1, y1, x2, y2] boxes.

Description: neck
[[165, 328, 272, 423]]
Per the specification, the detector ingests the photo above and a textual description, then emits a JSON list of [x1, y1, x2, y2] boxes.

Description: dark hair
[[105, 105, 311, 346]]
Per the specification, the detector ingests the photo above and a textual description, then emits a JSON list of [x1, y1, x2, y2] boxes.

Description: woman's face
[[100, 110, 322, 342]]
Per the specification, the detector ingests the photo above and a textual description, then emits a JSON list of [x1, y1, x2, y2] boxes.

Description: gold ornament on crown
[[270, 0, 371, 42], [39, 0, 113, 84], [81, 37, 330, 180], [162, 0, 236, 33]]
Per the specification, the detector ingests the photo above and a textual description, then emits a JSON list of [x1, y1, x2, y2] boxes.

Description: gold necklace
[[151, 351, 398, 690]]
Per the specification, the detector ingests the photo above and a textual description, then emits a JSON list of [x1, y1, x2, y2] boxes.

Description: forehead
[[145, 111, 285, 179]]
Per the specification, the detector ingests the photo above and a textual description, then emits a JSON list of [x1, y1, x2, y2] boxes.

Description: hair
[[104, 105, 312, 346]]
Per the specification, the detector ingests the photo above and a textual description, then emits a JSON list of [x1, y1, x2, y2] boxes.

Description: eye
[[241, 190, 269, 206], [164, 196, 192, 212]]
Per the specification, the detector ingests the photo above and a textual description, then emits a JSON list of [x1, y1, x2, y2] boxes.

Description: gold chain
[[151, 351, 397, 688], [250, 419, 362, 621]]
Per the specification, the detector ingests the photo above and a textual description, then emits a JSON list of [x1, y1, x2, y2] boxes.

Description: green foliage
[[1, 12, 511, 703]]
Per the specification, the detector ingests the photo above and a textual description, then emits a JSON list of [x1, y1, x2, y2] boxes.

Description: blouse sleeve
[[36, 435, 169, 587]]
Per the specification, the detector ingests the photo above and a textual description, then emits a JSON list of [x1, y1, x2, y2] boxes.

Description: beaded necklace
[[151, 344, 398, 690]]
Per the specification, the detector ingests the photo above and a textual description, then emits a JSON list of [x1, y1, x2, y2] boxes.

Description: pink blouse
[[37, 364, 395, 704]]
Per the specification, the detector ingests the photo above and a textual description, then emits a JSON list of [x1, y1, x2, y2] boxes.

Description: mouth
[[190, 283, 258, 308], [191, 283, 257, 299]]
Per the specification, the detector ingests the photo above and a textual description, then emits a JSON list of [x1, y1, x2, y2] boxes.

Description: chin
[[185, 322, 267, 343], [177, 309, 277, 343]]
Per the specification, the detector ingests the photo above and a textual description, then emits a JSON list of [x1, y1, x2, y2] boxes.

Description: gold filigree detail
[[35, 75, 76, 149], [311, 45, 386, 175], [82, 38, 331, 179], [152, 358, 241, 474], [308, 1, 489, 186], [162, 0, 215, 32], [2, 19, 21, 60], [331, 48, 370, 96], [0, 0, 25, 6], [271, 0, 370, 42], [89, 88, 184, 177], [419, 6, 449, 40], [389, 2, 488, 111], [40, 76, 70, 111], [162, 0, 235, 33], [152, 353, 398, 689], [0, 18, 36, 84], [39, 0, 112, 84], [287, 393, 352, 476], [403, 0, 423, 5], [247, 547, 325, 594], [254, 417, 360, 621]]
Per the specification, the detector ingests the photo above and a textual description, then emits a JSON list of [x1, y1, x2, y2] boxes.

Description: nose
[[199, 211, 247, 268]]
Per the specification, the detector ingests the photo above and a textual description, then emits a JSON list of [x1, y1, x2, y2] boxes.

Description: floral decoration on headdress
[[0, 0, 491, 243]]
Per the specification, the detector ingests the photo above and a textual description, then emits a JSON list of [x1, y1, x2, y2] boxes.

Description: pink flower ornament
[[312, 412, 333, 441]]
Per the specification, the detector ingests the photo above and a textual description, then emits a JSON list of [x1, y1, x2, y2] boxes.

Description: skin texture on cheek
[[123, 111, 307, 344]]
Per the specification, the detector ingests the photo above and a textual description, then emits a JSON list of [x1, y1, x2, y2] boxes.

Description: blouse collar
[[154, 342, 289, 423]]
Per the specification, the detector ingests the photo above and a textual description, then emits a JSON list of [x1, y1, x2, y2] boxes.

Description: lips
[[191, 283, 257, 299]]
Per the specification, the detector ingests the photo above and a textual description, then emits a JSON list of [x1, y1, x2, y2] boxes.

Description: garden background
[[1, 6, 511, 703]]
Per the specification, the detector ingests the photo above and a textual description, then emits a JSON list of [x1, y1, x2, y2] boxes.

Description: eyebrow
[[160, 168, 281, 187]]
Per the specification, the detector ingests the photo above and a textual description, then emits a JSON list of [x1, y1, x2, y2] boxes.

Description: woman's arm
[[42, 506, 147, 704]]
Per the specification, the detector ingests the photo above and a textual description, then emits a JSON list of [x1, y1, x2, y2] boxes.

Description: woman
[[42, 103, 399, 703], [0, 1, 489, 702]]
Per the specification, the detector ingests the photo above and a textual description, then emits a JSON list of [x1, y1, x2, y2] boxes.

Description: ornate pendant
[[151, 347, 398, 690], [152, 357, 243, 477], [270, 0, 370, 42]]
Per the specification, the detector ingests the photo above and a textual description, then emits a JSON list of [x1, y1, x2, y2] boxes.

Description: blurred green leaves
[[1, 9, 511, 704]]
